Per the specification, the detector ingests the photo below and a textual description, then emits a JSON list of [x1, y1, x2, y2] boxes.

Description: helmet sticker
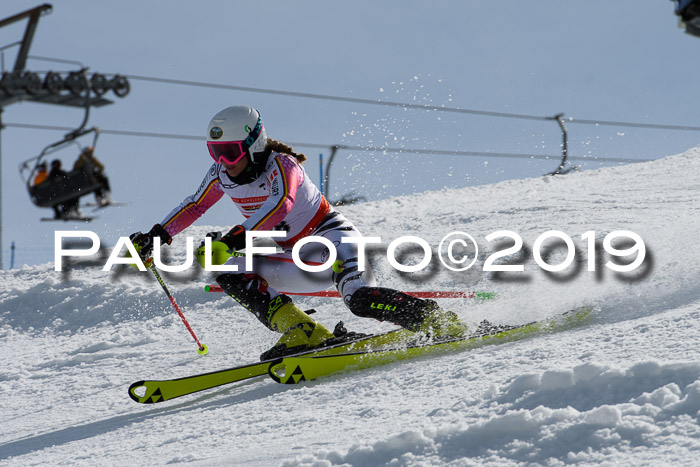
[[245, 118, 264, 146], [209, 126, 223, 139]]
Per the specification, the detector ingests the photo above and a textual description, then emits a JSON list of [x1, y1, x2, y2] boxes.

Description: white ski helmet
[[206, 105, 267, 165]]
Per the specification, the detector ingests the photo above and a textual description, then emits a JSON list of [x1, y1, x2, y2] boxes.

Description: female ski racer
[[131, 105, 463, 360]]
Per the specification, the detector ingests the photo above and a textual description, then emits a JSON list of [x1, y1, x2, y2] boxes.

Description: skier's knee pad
[[216, 273, 288, 329]]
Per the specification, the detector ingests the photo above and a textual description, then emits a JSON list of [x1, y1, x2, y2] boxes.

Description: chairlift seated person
[[72, 146, 113, 207], [28, 149, 113, 221]]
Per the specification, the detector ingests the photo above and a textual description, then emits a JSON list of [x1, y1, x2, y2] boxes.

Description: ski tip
[[128, 380, 147, 403], [128, 380, 167, 404], [268, 358, 307, 385]]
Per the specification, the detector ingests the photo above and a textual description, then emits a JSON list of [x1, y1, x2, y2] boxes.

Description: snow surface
[[2, 148, 700, 466]]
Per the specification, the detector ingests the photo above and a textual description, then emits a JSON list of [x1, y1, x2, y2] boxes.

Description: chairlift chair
[[19, 126, 107, 218]]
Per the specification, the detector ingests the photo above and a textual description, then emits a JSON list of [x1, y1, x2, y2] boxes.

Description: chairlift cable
[[4, 122, 650, 164], [122, 74, 700, 132]]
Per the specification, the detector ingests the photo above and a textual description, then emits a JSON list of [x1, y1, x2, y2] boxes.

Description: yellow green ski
[[269, 307, 591, 384], [128, 327, 414, 404], [129, 307, 591, 404]]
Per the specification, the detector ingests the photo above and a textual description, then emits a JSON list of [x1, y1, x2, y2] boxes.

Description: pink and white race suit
[[159, 152, 374, 300]]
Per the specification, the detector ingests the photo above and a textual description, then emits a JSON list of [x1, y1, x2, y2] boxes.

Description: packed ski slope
[[2, 148, 700, 466]]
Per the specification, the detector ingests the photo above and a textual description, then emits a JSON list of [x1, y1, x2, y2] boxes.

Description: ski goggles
[[207, 140, 248, 165], [207, 116, 264, 165]]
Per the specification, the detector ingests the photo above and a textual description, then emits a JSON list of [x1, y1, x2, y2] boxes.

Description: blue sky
[[1, 0, 698, 267]]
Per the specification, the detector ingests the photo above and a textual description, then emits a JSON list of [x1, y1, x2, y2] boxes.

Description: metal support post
[[323, 145, 339, 200], [319, 152, 324, 194], [548, 113, 577, 175]]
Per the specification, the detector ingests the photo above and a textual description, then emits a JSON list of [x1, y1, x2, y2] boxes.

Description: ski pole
[[150, 265, 209, 355]]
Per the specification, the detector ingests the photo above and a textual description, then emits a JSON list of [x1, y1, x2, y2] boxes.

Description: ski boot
[[215, 273, 336, 360], [262, 318, 371, 361], [260, 299, 336, 361], [347, 287, 467, 339]]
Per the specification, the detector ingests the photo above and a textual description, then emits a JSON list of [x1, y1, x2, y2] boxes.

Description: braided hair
[[231, 138, 308, 185], [265, 139, 307, 164]]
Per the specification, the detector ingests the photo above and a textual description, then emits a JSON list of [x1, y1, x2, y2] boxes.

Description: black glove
[[221, 225, 246, 251], [129, 223, 172, 261]]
